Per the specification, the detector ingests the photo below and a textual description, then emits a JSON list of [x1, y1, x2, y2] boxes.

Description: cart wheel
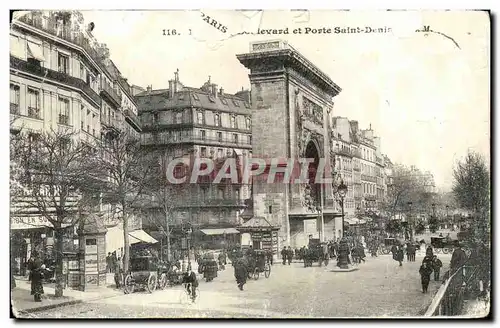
[[253, 268, 259, 280], [159, 273, 167, 290], [435, 248, 442, 254], [442, 248, 450, 254], [146, 274, 157, 293], [382, 249, 390, 255], [264, 264, 271, 278], [247, 270, 253, 279], [123, 274, 135, 294]]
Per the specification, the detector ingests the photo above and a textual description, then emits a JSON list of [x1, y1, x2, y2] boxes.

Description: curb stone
[[14, 292, 122, 316]]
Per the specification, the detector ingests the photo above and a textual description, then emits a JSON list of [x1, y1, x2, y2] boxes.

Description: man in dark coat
[[287, 246, 293, 265], [419, 262, 433, 293], [281, 247, 287, 265], [28, 251, 44, 302], [450, 242, 467, 273], [426, 246, 434, 258], [233, 256, 248, 291], [357, 244, 366, 263], [432, 255, 443, 281], [395, 245, 404, 266]]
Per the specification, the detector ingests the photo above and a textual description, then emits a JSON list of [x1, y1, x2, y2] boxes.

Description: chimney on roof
[[169, 80, 175, 98], [174, 68, 179, 82], [146, 85, 152, 93], [219, 87, 224, 96], [212, 84, 218, 98]]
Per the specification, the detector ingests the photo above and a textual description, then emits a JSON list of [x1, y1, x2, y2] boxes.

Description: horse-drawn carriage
[[379, 238, 399, 255], [303, 239, 329, 267], [246, 249, 271, 280], [123, 255, 169, 294], [431, 236, 454, 254]]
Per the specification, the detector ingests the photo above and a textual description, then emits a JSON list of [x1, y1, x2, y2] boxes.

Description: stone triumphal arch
[[237, 40, 343, 249]]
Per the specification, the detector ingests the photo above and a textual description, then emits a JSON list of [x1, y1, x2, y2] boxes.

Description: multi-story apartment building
[[9, 11, 142, 275], [330, 117, 388, 216], [135, 73, 252, 249]]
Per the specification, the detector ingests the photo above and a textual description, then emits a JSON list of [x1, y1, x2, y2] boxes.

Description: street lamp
[[337, 180, 348, 237], [336, 180, 349, 269]]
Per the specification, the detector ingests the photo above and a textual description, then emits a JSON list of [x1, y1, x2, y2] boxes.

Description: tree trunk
[[122, 209, 130, 274], [54, 227, 64, 297]]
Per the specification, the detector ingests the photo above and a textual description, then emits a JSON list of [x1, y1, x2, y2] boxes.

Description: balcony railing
[[100, 82, 122, 108], [361, 174, 377, 183], [123, 109, 141, 132], [142, 135, 252, 148], [10, 103, 19, 114], [10, 56, 101, 107], [337, 148, 354, 157], [16, 13, 109, 74], [101, 116, 123, 134]]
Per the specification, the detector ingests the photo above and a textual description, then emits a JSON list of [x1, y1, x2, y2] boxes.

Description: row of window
[[148, 109, 251, 130], [10, 83, 73, 125], [363, 182, 377, 195], [362, 147, 376, 162]]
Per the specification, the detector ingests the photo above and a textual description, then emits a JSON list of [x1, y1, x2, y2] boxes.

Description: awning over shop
[[10, 35, 24, 59], [106, 227, 157, 253], [233, 149, 243, 156], [199, 228, 240, 236], [129, 230, 158, 244], [27, 42, 45, 62]]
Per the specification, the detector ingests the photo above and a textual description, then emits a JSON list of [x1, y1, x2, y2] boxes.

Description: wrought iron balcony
[[337, 148, 353, 157], [100, 82, 122, 109], [10, 56, 101, 107], [123, 109, 141, 132], [15, 13, 109, 74]]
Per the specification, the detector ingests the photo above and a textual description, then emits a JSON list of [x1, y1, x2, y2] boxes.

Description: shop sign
[[11, 216, 53, 230]]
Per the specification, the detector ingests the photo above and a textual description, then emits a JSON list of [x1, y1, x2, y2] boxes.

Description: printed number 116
[[163, 29, 192, 36]]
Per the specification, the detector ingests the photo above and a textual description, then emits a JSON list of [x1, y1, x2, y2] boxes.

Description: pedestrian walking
[[432, 255, 443, 281], [233, 256, 248, 291], [27, 251, 44, 302], [106, 252, 113, 273], [395, 245, 404, 266], [357, 244, 366, 263], [419, 262, 433, 293], [114, 257, 123, 288], [287, 246, 293, 265], [281, 247, 287, 265]]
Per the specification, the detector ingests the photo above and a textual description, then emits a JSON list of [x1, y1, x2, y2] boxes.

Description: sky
[[81, 10, 490, 191]]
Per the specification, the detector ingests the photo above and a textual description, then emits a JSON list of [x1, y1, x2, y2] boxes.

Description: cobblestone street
[[24, 253, 451, 318]]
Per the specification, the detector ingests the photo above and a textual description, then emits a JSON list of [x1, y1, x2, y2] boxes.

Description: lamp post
[[337, 180, 348, 238], [407, 201, 413, 242], [336, 180, 349, 269], [186, 227, 192, 271]]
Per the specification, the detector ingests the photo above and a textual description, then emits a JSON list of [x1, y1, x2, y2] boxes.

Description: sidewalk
[[11, 278, 122, 316]]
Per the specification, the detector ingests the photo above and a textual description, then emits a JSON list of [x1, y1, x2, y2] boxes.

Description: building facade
[[135, 72, 252, 249], [330, 117, 389, 217], [9, 11, 142, 277]]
